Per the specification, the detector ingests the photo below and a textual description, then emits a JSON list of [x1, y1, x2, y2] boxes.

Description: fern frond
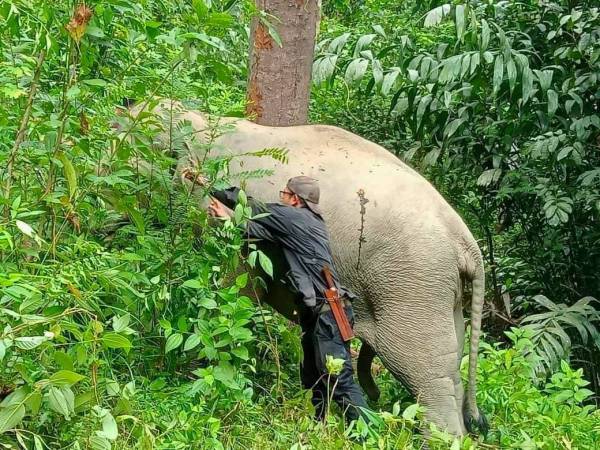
[[239, 147, 290, 164], [521, 295, 600, 375], [232, 169, 275, 181]]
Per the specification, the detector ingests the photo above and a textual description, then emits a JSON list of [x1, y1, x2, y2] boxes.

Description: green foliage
[[520, 295, 600, 374], [0, 0, 257, 446], [476, 329, 600, 449]]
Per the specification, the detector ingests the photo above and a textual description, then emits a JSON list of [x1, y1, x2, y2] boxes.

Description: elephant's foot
[[418, 376, 466, 436]]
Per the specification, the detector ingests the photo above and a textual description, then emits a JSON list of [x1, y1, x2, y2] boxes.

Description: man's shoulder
[[264, 204, 323, 225]]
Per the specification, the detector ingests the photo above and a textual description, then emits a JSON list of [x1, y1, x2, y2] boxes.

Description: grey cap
[[287, 176, 322, 216]]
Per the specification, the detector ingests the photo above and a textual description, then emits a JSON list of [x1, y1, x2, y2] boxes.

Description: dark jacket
[[211, 187, 356, 308]]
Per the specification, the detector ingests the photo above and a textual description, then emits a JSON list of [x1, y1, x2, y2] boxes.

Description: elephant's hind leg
[[375, 309, 467, 436]]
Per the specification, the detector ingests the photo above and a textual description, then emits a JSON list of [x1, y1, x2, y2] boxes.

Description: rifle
[[322, 266, 355, 342]]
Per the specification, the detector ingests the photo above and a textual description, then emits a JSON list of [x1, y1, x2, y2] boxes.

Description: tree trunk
[[247, 0, 319, 126]]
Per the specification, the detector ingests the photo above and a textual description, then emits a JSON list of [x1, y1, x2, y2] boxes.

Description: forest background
[[0, 0, 599, 449]]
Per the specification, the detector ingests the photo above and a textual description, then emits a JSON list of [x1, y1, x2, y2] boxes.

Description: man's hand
[[208, 198, 231, 219], [181, 168, 208, 187], [180, 157, 208, 187]]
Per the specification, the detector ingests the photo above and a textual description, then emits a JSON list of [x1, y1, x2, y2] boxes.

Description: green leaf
[[50, 370, 86, 387], [44, 131, 57, 152], [522, 67, 534, 103], [235, 273, 248, 288], [548, 89, 558, 117], [493, 55, 503, 94], [534, 69, 553, 92], [214, 361, 236, 384], [82, 79, 108, 88], [19, 293, 43, 313], [353, 34, 376, 58], [112, 314, 130, 333], [125, 205, 145, 234], [533, 295, 559, 311], [422, 148, 440, 167], [438, 55, 461, 83], [372, 24, 386, 37], [86, 26, 105, 38], [424, 4, 451, 27], [101, 333, 132, 353], [182, 279, 203, 289], [470, 51, 480, 75], [402, 403, 419, 420], [381, 67, 401, 95], [344, 58, 369, 84], [506, 58, 516, 93], [455, 4, 465, 41], [234, 203, 244, 224], [407, 69, 419, 82], [578, 169, 600, 186], [97, 412, 118, 440], [574, 388, 593, 402], [57, 152, 77, 198], [392, 96, 409, 117], [33, 435, 44, 450], [165, 333, 183, 353], [554, 390, 574, 403], [328, 33, 351, 53], [0, 404, 25, 433], [372, 59, 383, 88], [556, 146, 572, 161], [15, 220, 35, 238], [184, 334, 201, 352], [258, 251, 273, 278], [312, 55, 338, 86], [459, 53, 471, 79], [47, 387, 74, 419], [14, 336, 47, 350], [258, 17, 282, 48], [443, 118, 466, 139], [198, 297, 218, 309], [416, 95, 432, 129], [90, 436, 111, 450], [231, 346, 249, 360], [477, 169, 502, 187], [480, 19, 490, 50]]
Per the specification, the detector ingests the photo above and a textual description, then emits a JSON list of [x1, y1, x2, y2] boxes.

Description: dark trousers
[[300, 305, 368, 423]]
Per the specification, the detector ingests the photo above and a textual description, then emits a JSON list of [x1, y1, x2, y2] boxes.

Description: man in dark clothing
[[203, 175, 369, 423]]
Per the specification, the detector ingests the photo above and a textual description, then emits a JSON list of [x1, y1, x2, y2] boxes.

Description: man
[[197, 174, 369, 424]]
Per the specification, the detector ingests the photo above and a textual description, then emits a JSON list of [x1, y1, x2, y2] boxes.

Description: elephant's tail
[[464, 253, 489, 435], [357, 341, 380, 401]]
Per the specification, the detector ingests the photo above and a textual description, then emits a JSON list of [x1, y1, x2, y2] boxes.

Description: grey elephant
[[128, 100, 487, 436]]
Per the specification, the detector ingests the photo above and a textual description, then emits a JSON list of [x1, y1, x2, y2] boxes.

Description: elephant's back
[[219, 119, 467, 238]]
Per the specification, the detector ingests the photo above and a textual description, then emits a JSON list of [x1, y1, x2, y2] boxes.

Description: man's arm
[[211, 187, 292, 237], [210, 186, 242, 209], [209, 187, 283, 242]]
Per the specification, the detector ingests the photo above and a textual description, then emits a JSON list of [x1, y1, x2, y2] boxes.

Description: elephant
[[126, 100, 488, 436]]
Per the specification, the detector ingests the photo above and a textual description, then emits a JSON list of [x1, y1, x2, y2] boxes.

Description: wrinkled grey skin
[[133, 101, 486, 436]]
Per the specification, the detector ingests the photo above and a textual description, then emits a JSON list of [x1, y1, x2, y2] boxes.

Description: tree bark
[[247, 0, 319, 126]]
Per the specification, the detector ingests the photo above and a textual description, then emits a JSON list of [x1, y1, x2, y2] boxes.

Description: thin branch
[[3, 50, 46, 214]]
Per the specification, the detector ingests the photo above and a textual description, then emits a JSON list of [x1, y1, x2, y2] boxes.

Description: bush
[[476, 328, 600, 449]]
